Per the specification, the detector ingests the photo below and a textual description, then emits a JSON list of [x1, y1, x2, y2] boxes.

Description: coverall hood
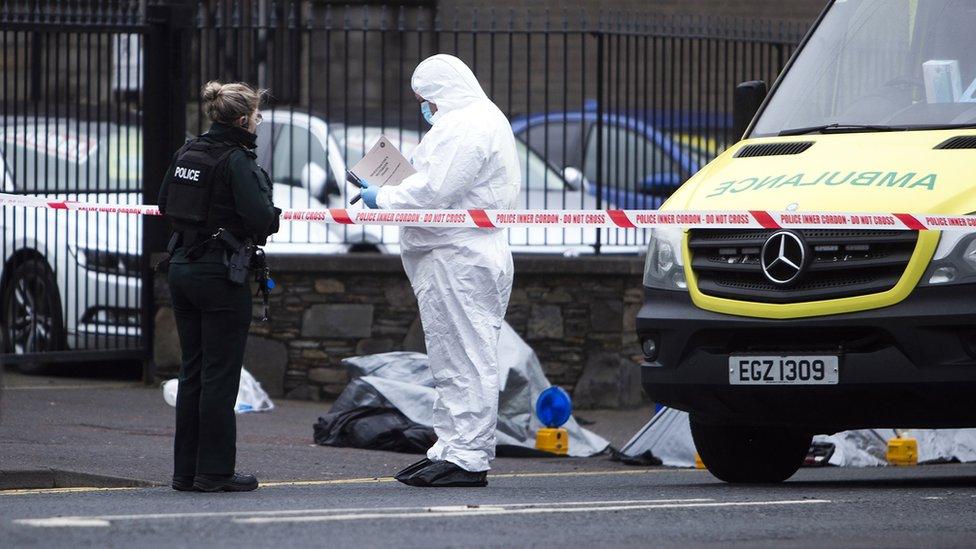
[[411, 54, 489, 115]]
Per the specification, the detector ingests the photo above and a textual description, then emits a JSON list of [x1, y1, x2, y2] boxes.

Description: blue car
[[510, 107, 706, 210]]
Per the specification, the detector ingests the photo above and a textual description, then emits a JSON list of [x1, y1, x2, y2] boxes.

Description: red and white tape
[[1, 192, 972, 231]]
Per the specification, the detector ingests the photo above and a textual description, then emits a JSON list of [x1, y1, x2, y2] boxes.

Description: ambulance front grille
[[688, 229, 918, 304]]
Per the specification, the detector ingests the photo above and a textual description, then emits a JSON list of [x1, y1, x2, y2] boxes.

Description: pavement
[[4, 369, 976, 547], [0, 369, 653, 486]]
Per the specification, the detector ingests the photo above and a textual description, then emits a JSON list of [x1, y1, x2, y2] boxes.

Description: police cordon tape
[[1, 192, 974, 231]]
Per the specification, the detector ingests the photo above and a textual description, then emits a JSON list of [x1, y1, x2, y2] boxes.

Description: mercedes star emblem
[[760, 231, 806, 285]]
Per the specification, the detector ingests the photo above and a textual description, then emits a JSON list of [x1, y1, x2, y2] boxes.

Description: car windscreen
[[752, 0, 976, 136], [1, 121, 142, 193]]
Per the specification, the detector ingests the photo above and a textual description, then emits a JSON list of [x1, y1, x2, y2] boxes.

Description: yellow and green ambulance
[[638, 0, 976, 483]]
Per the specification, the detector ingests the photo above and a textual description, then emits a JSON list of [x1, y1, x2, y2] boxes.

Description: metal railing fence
[[1, 1, 146, 364], [184, 2, 806, 252], [0, 1, 806, 364]]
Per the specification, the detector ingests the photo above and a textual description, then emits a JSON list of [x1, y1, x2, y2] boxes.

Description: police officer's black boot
[[192, 473, 259, 492], [171, 475, 197, 491]]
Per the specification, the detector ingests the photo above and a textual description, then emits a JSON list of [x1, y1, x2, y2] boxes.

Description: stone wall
[[153, 253, 647, 409]]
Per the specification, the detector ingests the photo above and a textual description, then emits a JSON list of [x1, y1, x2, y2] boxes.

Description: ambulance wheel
[[1, 257, 66, 374], [690, 418, 811, 484]]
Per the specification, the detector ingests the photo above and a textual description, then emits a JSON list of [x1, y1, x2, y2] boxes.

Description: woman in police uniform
[[158, 81, 279, 492]]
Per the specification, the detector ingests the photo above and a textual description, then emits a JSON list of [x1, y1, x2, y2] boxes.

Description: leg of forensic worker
[[413, 242, 514, 474], [192, 265, 252, 477], [170, 265, 204, 485]]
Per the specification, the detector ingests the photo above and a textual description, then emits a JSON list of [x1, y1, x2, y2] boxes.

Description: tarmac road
[[3, 464, 976, 547], [4, 371, 976, 547]]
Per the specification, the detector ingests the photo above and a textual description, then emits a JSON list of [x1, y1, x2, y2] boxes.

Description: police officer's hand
[[360, 179, 380, 209]]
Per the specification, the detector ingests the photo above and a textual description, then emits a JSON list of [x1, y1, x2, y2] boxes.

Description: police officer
[[158, 81, 280, 492]]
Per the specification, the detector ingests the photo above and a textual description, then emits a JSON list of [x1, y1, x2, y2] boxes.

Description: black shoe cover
[[192, 473, 259, 492], [394, 458, 432, 482], [399, 460, 487, 488]]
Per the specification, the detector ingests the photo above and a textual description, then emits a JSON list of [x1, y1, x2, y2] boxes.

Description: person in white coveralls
[[359, 54, 521, 487]]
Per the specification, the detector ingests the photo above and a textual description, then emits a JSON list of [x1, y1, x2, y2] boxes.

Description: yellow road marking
[[0, 486, 147, 496], [261, 468, 698, 487], [3, 383, 140, 391], [1, 467, 700, 496]]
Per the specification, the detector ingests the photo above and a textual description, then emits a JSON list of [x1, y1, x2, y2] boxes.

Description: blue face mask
[[420, 101, 435, 125]]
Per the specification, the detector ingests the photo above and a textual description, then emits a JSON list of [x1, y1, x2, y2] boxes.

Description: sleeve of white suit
[[375, 117, 487, 210]]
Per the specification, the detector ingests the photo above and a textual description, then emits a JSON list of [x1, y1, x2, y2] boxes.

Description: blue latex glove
[[360, 179, 380, 209]]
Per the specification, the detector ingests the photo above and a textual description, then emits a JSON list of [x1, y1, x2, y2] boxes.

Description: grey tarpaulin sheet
[[621, 407, 976, 467], [315, 322, 609, 457], [619, 407, 696, 467]]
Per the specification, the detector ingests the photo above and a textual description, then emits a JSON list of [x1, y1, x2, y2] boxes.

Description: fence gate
[[0, 2, 151, 370]]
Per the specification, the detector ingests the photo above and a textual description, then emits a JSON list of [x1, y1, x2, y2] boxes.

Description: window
[[522, 121, 584, 170], [1, 122, 141, 193], [583, 124, 681, 190], [255, 122, 273, 167], [517, 139, 565, 193], [752, 0, 976, 136], [265, 121, 336, 202]]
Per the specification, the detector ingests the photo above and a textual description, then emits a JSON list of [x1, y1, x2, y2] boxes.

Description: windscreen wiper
[[778, 123, 908, 136], [919, 122, 976, 131]]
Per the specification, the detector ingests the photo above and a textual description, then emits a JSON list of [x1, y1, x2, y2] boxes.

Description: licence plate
[[729, 356, 839, 385]]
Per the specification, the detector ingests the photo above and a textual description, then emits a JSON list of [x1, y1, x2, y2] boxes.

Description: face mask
[[420, 101, 436, 125]]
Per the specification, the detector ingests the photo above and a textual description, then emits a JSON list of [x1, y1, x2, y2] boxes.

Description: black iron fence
[[185, 3, 806, 252], [0, 1, 806, 364], [0, 1, 146, 366]]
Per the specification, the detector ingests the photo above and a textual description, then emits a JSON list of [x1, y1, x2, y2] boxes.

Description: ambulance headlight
[[920, 231, 976, 286], [643, 227, 687, 291]]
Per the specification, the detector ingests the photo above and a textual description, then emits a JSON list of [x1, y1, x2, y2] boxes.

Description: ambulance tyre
[[1, 257, 66, 375], [690, 417, 811, 484]]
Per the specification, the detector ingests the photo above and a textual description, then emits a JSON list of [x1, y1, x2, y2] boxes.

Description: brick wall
[[153, 253, 648, 409]]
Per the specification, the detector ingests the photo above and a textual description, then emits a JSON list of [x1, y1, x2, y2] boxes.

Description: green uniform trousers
[[168, 260, 252, 477]]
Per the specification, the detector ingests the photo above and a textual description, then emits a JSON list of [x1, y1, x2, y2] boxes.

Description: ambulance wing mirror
[[733, 80, 767, 140]]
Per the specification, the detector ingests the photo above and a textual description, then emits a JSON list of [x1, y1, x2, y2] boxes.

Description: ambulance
[[638, 0, 976, 482]]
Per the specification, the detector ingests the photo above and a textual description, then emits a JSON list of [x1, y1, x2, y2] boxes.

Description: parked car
[[510, 108, 705, 209], [0, 115, 364, 371], [256, 110, 387, 253], [0, 118, 143, 371]]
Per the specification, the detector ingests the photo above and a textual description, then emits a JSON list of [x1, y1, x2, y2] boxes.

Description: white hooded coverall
[[375, 54, 521, 472]]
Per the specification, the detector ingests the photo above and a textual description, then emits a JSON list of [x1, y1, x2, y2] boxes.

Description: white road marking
[[233, 499, 833, 525], [11, 499, 715, 528], [14, 498, 714, 526], [17, 518, 112, 528]]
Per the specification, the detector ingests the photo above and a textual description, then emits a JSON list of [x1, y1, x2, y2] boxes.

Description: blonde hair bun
[[202, 81, 223, 103], [201, 80, 266, 124]]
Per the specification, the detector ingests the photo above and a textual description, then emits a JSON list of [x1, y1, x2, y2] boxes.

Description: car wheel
[[1, 258, 66, 374], [690, 417, 811, 484]]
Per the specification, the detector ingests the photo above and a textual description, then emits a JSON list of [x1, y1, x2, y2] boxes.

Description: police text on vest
[[175, 166, 201, 182]]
